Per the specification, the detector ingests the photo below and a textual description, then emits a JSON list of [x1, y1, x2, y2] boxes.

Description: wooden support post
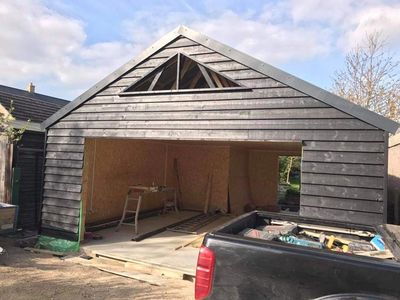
[[211, 72, 223, 88], [204, 168, 214, 214], [189, 71, 202, 89], [148, 69, 164, 91], [180, 57, 193, 78], [173, 158, 182, 209], [176, 54, 180, 90], [198, 64, 215, 88]]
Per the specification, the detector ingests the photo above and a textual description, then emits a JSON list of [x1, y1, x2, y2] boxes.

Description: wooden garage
[[40, 26, 399, 242]]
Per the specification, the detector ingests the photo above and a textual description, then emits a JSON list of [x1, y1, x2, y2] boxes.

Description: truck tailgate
[[202, 211, 400, 299]]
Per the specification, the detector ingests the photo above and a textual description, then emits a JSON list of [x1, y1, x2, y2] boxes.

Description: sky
[[1, 0, 400, 100]]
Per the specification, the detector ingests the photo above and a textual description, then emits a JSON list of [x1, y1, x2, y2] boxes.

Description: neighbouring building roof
[[0, 84, 69, 127], [42, 26, 400, 134]]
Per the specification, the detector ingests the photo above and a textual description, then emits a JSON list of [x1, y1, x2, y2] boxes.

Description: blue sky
[[1, 0, 400, 100]]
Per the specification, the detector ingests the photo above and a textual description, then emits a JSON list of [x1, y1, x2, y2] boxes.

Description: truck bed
[[202, 211, 400, 300]]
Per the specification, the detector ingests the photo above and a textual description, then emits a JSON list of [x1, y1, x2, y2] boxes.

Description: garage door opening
[[80, 138, 302, 277]]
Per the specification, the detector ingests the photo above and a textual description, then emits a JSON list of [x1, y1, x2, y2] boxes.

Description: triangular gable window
[[120, 53, 248, 95]]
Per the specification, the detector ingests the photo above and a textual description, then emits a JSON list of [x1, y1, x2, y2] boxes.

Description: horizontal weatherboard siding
[[41, 36, 388, 238]]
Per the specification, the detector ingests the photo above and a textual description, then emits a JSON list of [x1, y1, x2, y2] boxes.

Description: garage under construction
[[39, 26, 399, 275]]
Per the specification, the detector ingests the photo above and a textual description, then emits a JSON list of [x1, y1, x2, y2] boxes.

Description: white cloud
[[1, 0, 400, 100], [341, 4, 400, 50], [189, 10, 332, 64], [0, 0, 137, 99], [279, 0, 400, 51]]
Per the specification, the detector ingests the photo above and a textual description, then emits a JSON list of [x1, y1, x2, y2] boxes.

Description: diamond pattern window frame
[[119, 52, 251, 96]]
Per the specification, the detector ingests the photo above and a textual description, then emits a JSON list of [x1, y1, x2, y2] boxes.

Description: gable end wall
[[41, 37, 387, 238]]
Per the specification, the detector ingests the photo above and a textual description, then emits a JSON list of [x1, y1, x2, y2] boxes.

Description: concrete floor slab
[[82, 211, 232, 276]]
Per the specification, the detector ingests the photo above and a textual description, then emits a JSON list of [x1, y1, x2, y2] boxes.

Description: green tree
[[279, 156, 301, 184], [0, 101, 28, 143]]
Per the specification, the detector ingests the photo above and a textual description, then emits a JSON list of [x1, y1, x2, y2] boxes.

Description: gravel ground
[[0, 237, 194, 300]]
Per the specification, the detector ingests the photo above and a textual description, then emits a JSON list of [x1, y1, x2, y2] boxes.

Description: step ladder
[[116, 191, 142, 235]]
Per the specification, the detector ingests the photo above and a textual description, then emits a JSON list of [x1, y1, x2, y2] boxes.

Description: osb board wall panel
[[248, 150, 279, 208], [165, 144, 230, 212], [84, 139, 166, 224], [229, 147, 251, 215]]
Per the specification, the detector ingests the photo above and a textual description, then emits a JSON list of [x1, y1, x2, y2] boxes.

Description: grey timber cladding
[[42, 35, 388, 237]]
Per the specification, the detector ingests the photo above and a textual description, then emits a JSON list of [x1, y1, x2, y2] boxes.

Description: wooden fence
[[0, 136, 13, 203]]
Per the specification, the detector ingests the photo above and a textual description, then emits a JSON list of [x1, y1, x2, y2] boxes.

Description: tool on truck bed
[[239, 219, 396, 260]]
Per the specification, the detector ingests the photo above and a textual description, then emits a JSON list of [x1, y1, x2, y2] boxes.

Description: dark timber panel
[[302, 173, 384, 189], [299, 206, 383, 224], [42, 212, 79, 225], [13, 131, 44, 229], [43, 197, 81, 209], [47, 128, 384, 142], [63, 108, 353, 121], [301, 162, 385, 177], [51, 119, 374, 131], [46, 144, 84, 152], [42, 205, 80, 217], [44, 174, 82, 185], [41, 36, 387, 237], [303, 150, 384, 164], [43, 189, 81, 201], [301, 184, 384, 201], [77, 98, 329, 112], [152, 45, 215, 58], [301, 195, 384, 213], [82, 96, 328, 108], [42, 219, 79, 233], [45, 167, 83, 177], [43, 182, 81, 193], [303, 141, 385, 152]]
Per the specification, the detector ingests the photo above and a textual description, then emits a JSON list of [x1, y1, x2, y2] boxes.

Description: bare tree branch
[[332, 32, 400, 122]]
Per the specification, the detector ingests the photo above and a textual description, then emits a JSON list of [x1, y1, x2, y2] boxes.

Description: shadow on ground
[[0, 237, 193, 300]]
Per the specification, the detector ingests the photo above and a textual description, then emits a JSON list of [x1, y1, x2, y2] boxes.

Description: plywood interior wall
[[84, 139, 167, 224], [248, 150, 279, 208], [228, 147, 252, 215], [165, 144, 230, 212], [82, 138, 301, 225], [228, 148, 279, 215]]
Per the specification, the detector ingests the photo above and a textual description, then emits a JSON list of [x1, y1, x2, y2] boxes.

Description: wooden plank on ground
[[24, 247, 66, 257]]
